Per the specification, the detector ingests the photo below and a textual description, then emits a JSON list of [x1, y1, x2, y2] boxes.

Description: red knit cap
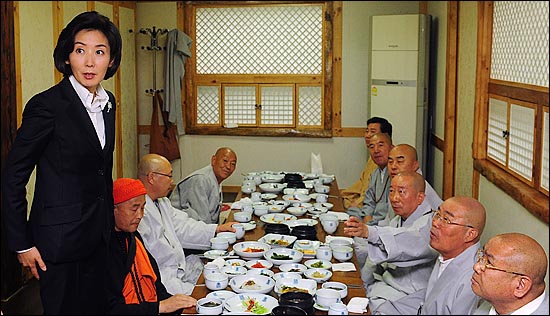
[[113, 178, 147, 204]]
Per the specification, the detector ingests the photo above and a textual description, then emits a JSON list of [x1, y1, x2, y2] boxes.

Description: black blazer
[[2, 76, 115, 262]]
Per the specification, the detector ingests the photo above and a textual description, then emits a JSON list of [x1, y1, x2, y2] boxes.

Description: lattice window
[[475, 1, 549, 218], [542, 110, 549, 192], [260, 86, 294, 126], [197, 85, 219, 125], [298, 86, 322, 126], [491, 1, 549, 87], [185, 1, 332, 137], [195, 6, 322, 75], [224, 86, 256, 126]]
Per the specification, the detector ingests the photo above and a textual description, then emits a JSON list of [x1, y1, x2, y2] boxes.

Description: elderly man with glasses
[[471, 233, 548, 315], [374, 196, 486, 315]]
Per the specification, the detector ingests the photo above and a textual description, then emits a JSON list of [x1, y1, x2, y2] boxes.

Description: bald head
[[388, 144, 420, 178], [491, 233, 548, 285], [138, 153, 170, 178], [430, 196, 486, 260], [450, 196, 487, 237], [211, 147, 237, 183]]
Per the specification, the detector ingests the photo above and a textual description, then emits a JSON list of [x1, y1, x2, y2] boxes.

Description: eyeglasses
[[150, 171, 173, 178], [476, 249, 526, 276], [432, 209, 474, 228]]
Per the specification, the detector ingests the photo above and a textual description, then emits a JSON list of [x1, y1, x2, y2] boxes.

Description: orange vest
[[122, 237, 158, 304]]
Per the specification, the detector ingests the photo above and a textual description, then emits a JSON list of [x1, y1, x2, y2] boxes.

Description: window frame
[[473, 1, 549, 223], [183, 1, 336, 138]]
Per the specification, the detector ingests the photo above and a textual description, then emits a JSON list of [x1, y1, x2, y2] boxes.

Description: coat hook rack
[[139, 26, 169, 96]]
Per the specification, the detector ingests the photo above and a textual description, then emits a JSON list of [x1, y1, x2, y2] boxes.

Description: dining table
[[182, 176, 370, 315]]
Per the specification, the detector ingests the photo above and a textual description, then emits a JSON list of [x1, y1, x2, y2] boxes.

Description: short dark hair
[[53, 11, 122, 80], [367, 117, 392, 137]]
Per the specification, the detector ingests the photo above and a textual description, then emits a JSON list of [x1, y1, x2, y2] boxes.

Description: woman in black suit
[[1, 11, 122, 314]]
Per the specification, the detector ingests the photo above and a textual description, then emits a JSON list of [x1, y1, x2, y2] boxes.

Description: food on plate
[[242, 297, 268, 314], [280, 285, 308, 294], [201, 301, 221, 307], [288, 268, 301, 272], [231, 262, 243, 266], [326, 286, 344, 291], [244, 247, 265, 253], [312, 271, 326, 278], [296, 249, 315, 255], [240, 280, 262, 291], [310, 260, 325, 268], [251, 262, 267, 268], [268, 239, 289, 246], [271, 253, 292, 260]]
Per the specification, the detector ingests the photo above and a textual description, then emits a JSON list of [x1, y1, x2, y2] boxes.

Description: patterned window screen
[[197, 86, 220, 125], [193, 4, 325, 129], [542, 111, 549, 191], [195, 6, 323, 75], [299, 86, 323, 126], [491, 1, 549, 87], [486, 2, 549, 188], [224, 86, 256, 126], [487, 97, 508, 165], [260, 86, 294, 126], [508, 103, 535, 180]]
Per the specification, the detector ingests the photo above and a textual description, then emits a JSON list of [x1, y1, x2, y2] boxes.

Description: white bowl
[[259, 182, 286, 194], [229, 275, 275, 294], [264, 248, 304, 266], [205, 290, 237, 304], [261, 174, 284, 183], [304, 268, 332, 283], [241, 185, 256, 194], [233, 241, 271, 259], [320, 175, 334, 184], [322, 281, 348, 299], [234, 211, 252, 223], [282, 194, 311, 203], [315, 288, 341, 309], [279, 263, 308, 274], [267, 204, 286, 213], [217, 232, 237, 244], [304, 259, 332, 270], [197, 297, 223, 315], [273, 272, 303, 283], [328, 238, 353, 249], [319, 214, 338, 222], [332, 246, 354, 262], [286, 206, 308, 216], [275, 278, 318, 296], [314, 185, 330, 194], [314, 202, 334, 210], [308, 205, 328, 216], [224, 258, 247, 267], [220, 265, 248, 279], [254, 205, 269, 216], [223, 293, 279, 314], [258, 234, 297, 248], [210, 237, 229, 250], [204, 272, 229, 291], [283, 188, 310, 195], [246, 268, 275, 279], [245, 259, 274, 270]]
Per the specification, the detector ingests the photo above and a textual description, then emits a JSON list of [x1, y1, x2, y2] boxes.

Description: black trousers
[[38, 242, 108, 315]]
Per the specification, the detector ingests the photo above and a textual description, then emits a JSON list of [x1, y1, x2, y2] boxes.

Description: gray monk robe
[[374, 241, 482, 315], [170, 164, 222, 224], [364, 203, 438, 313]]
